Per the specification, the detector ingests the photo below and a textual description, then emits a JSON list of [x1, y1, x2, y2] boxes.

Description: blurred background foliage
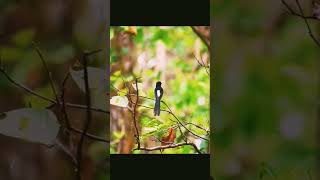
[[110, 26, 210, 154], [212, 0, 319, 179], [0, 0, 108, 180]]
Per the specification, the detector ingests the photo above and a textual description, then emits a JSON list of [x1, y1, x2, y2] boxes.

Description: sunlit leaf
[[110, 96, 128, 108], [24, 85, 54, 108], [117, 88, 128, 96], [113, 130, 125, 139], [113, 70, 121, 77], [0, 108, 60, 145]]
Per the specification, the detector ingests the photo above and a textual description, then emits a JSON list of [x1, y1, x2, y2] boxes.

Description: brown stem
[[191, 26, 210, 50], [132, 78, 140, 149]]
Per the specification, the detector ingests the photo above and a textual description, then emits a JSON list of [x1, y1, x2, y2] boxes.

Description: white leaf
[[0, 108, 60, 145], [70, 67, 107, 110], [110, 96, 129, 108]]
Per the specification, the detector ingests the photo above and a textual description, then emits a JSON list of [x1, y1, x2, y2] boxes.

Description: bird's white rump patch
[[157, 90, 161, 97]]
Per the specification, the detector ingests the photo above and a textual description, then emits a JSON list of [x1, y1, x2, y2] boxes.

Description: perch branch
[[133, 142, 202, 154]]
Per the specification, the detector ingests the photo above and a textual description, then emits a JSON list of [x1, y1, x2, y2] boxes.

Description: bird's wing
[[159, 88, 163, 99]]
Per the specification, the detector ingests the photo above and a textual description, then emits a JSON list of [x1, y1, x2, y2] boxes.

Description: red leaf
[[161, 128, 176, 146]]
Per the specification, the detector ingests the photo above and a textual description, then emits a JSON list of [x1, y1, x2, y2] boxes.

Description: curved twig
[[193, 53, 210, 76], [69, 127, 109, 143], [33, 42, 60, 104]]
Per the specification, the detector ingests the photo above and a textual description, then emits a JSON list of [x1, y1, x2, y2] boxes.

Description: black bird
[[154, 81, 163, 116]]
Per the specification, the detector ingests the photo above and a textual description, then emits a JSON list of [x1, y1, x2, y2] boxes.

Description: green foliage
[[12, 29, 35, 48], [213, 1, 319, 179]]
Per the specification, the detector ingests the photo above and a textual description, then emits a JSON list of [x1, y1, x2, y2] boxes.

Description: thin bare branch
[[185, 122, 209, 133], [132, 78, 141, 149], [69, 127, 109, 143], [281, 0, 318, 20], [177, 122, 188, 143], [193, 53, 210, 76], [294, 0, 320, 48], [84, 49, 103, 57], [63, 103, 109, 114], [0, 68, 56, 103], [32, 42, 60, 104], [281, 0, 320, 48], [76, 53, 93, 180], [61, 71, 71, 128]]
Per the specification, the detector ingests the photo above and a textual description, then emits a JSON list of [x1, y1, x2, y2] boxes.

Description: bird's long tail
[[154, 98, 160, 116]]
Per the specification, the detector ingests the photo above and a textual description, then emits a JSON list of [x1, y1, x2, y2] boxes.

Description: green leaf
[[12, 29, 35, 47], [117, 89, 128, 96], [0, 108, 60, 145], [24, 85, 54, 108], [113, 130, 125, 139], [113, 70, 121, 77], [110, 96, 128, 108], [70, 67, 107, 110], [141, 127, 159, 138], [0, 47, 22, 62]]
